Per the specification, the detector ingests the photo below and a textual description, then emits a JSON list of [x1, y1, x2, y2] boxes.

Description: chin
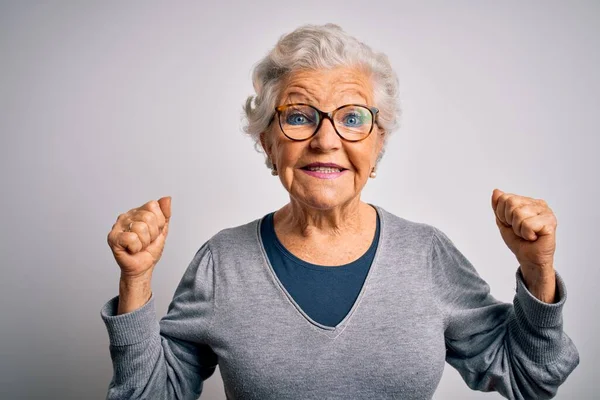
[[296, 191, 355, 210]]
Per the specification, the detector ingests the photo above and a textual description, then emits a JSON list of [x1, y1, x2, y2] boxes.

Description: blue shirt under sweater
[[101, 205, 580, 399], [259, 210, 380, 327]]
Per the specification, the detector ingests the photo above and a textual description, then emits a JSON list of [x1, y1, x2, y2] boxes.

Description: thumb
[[158, 196, 172, 222]]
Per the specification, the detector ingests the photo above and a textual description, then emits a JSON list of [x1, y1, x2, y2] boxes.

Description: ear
[[375, 128, 385, 159]]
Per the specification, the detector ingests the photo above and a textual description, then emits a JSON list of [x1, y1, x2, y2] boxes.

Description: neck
[[276, 196, 369, 238]]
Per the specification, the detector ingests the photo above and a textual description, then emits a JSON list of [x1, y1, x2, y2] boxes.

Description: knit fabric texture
[[100, 205, 579, 399], [259, 210, 379, 327]]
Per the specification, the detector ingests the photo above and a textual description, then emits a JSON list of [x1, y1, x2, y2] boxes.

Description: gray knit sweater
[[100, 206, 579, 399]]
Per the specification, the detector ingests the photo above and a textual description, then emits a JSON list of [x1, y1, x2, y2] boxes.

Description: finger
[[158, 196, 172, 222], [510, 203, 544, 239], [144, 218, 170, 260], [116, 213, 147, 242], [499, 194, 534, 227], [504, 195, 532, 228], [491, 188, 504, 211], [521, 211, 557, 240], [107, 227, 118, 247], [504, 196, 535, 228], [127, 220, 153, 249], [131, 209, 159, 243], [163, 218, 169, 237], [115, 212, 129, 229], [140, 199, 168, 232], [495, 192, 518, 226], [114, 230, 143, 254], [109, 212, 146, 255]]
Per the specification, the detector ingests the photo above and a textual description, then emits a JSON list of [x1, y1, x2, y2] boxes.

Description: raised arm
[[102, 197, 218, 399], [430, 226, 579, 399]]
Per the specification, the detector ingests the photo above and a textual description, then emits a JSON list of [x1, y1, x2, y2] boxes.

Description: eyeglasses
[[271, 103, 379, 142]]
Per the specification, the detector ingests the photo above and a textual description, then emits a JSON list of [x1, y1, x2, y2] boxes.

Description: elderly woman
[[102, 24, 579, 399]]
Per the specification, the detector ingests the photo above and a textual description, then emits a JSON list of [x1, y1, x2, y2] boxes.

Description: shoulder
[[375, 205, 438, 244], [204, 215, 264, 254]]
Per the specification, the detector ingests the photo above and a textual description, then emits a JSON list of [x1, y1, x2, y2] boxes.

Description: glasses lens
[[279, 105, 318, 140], [334, 105, 373, 141]]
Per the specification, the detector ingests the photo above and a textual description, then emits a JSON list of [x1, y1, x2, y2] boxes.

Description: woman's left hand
[[491, 188, 558, 303]]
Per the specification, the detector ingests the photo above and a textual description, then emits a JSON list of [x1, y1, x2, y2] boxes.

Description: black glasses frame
[[271, 103, 379, 142]]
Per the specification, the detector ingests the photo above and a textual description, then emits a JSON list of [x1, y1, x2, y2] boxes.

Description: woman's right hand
[[107, 196, 172, 281]]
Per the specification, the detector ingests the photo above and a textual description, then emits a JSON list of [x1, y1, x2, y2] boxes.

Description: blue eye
[[341, 112, 365, 127], [286, 112, 313, 126]]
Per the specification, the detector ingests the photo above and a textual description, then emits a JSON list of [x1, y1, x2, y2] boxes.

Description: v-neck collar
[[255, 204, 386, 339]]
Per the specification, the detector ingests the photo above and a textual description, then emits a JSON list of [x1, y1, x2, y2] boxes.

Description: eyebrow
[[339, 87, 369, 99], [282, 90, 317, 104]]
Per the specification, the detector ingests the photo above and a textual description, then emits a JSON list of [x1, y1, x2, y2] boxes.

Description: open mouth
[[300, 166, 346, 173]]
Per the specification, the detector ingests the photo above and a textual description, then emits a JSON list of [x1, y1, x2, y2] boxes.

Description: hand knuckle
[[506, 196, 518, 207], [513, 207, 524, 220], [143, 200, 159, 210], [116, 233, 127, 247], [140, 210, 156, 225], [136, 221, 149, 234]]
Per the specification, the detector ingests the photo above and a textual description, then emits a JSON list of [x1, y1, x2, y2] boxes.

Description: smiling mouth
[[299, 166, 347, 179], [300, 166, 346, 173]]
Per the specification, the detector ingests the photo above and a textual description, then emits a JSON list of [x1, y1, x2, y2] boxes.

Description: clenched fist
[[107, 196, 172, 280], [491, 189, 558, 303]]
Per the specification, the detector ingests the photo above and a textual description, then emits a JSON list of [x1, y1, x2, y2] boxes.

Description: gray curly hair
[[242, 23, 401, 169]]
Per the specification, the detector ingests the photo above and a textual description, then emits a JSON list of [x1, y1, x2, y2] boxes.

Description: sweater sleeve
[[430, 227, 579, 400], [100, 241, 218, 400]]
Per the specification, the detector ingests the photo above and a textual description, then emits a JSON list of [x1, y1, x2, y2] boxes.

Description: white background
[[1, 1, 598, 399]]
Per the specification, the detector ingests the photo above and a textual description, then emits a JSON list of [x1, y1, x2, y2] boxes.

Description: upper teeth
[[307, 167, 342, 172]]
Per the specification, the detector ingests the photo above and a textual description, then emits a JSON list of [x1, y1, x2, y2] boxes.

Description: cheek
[[275, 143, 305, 167], [350, 143, 379, 170], [365, 138, 383, 167], [266, 130, 287, 158], [269, 140, 286, 165]]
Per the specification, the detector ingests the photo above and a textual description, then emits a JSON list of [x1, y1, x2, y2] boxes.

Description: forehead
[[278, 67, 374, 107]]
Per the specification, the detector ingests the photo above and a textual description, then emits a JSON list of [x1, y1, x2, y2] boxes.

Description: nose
[[309, 117, 342, 152]]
